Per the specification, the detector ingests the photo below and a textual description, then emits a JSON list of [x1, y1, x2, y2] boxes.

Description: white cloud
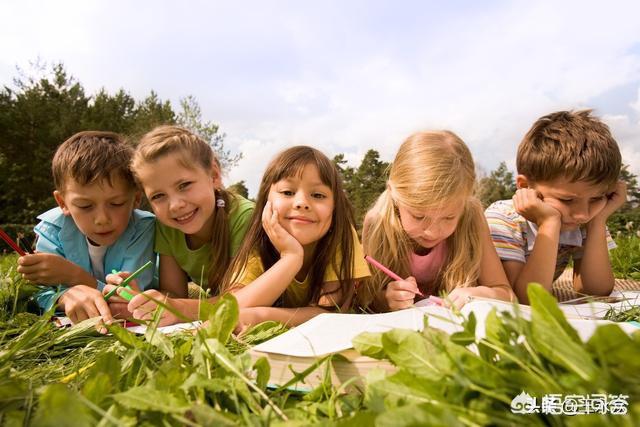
[[2, 0, 640, 197]]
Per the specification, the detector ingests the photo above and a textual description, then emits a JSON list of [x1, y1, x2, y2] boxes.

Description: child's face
[[136, 155, 218, 240], [54, 175, 138, 246], [268, 163, 334, 247], [397, 198, 465, 249], [518, 176, 609, 230]]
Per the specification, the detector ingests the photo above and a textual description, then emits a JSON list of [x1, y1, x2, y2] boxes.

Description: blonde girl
[[108, 125, 254, 325], [362, 131, 513, 311], [221, 146, 370, 329]]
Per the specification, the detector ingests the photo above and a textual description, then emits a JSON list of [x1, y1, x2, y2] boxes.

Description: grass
[[610, 235, 640, 280], [1, 254, 640, 425]]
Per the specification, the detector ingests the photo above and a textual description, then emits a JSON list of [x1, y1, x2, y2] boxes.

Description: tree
[[476, 161, 516, 208], [0, 63, 90, 225], [619, 163, 639, 210], [128, 91, 176, 137], [336, 150, 389, 230], [227, 180, 249, 199], [82, 88, 137, 133], [176, 95, 241, 171]]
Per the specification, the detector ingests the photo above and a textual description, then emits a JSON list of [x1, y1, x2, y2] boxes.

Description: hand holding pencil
[[365, 255, 442, 311]]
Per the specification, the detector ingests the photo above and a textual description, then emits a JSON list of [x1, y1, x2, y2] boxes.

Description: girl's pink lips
[[286, 215, 315, 224], [173, 208, 198, 224]]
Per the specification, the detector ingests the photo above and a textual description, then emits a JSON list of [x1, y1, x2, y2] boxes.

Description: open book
[[250, 295, 640, 389]]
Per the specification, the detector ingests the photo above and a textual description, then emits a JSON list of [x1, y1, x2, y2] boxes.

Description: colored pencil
[[103, 261, 153, 301], [0, 228, 27, 256], [364, 255, 425, 297]]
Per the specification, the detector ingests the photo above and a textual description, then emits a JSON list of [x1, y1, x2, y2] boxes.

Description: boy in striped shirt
[[485, 110, 626, 304]]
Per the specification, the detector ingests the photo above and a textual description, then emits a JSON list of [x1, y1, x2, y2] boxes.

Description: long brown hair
[[132, 125, 234, 291], [221, 146, 357, 308]]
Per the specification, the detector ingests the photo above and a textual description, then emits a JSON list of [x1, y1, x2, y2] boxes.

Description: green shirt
[[155, 194, 254, 286]]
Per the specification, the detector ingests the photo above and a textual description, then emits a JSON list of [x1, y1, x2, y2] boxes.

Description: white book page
[[252, 306, 460, 358], [126, 321, 202, 334]]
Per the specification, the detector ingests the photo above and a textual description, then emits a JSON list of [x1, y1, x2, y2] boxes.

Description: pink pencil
[[364, 255, 425, 297]]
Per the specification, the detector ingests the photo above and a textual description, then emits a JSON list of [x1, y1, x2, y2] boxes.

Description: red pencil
[[0, 228, 27, 256], [365, 255, 425, 297]]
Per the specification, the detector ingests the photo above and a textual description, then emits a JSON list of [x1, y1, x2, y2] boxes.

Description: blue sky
[[2, 0, 639, 196]]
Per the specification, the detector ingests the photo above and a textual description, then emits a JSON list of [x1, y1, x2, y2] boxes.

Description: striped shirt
[[484, 200, 616, 281]]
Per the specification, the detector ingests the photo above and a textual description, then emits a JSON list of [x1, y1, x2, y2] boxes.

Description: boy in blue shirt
[[17, 131, 156, 324]]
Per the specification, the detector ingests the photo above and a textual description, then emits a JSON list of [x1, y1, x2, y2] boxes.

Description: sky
[[1, 0, 639, 197]]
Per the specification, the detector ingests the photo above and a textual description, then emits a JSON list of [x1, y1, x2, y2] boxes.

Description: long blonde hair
[[132, 125, 235, 291], [362, 131, 483, 306]]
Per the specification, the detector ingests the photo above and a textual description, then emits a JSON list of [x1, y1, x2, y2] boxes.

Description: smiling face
[[135, 154, 218, 243], [518, 175, 609, 230], [396, 197, 465, 250], [268, 163, 335, 248], [54, 175, 138, 246]]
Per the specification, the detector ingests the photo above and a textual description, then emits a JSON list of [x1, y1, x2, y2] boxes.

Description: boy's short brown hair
[[52, 131, 135, 191], [516, 110, 621, 185]]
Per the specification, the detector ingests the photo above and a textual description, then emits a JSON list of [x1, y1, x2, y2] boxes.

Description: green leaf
[[352, 331, 386, 359], [106, 324, 145, 350], [190, 403, 237, 426], [202, 293, 238, 345], [143, 326, 175, 358], [450, 311, 476, 346], [528, 283, 599, 381], [380, 329, 446, 380], [528, 283, 581, 342], [253, 356, 270, 390], [112, 386, 190, 413], [31, 384, 94, 427], [88, 351, 121, 390], [81, 372, 112, 406], [374, 403, 463, 427]]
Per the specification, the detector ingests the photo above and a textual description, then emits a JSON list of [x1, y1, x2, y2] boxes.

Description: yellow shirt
[[233, 228, 371, 307]]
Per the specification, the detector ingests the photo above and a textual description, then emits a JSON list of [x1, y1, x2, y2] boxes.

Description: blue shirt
[[33, 207, 158, 312]]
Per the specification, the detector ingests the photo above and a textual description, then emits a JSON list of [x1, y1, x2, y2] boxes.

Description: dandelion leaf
[[202, 293, 238, 344], [112, 386, 190, 413], [352, 331, 386, 359], [528, 283, 598, 381], [31, 384, 94, 427]]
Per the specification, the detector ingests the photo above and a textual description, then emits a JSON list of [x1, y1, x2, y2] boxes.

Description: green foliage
[[610, 235, 640, 280], [476, 161, 516, 208], [2, 259, 639, 425], [177, 95, 241, 171], [0, 62, 235, 230], [355, 284, 640, 425], [334, 150, 389, 231], [619, 164, 640, 210], [228, 180, 250, 199]]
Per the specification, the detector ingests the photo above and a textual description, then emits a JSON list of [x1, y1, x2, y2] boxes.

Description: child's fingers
[[105, 273, 124, 285], [16, 253, 41, 266], [94, 298, 113, 324]]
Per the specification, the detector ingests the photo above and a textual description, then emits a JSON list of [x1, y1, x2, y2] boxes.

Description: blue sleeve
[[33, 221, 69, 313], [118, 216, 158, 291]]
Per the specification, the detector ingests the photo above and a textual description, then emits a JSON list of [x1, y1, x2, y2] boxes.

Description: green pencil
[[103, 260, 153, 301]]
